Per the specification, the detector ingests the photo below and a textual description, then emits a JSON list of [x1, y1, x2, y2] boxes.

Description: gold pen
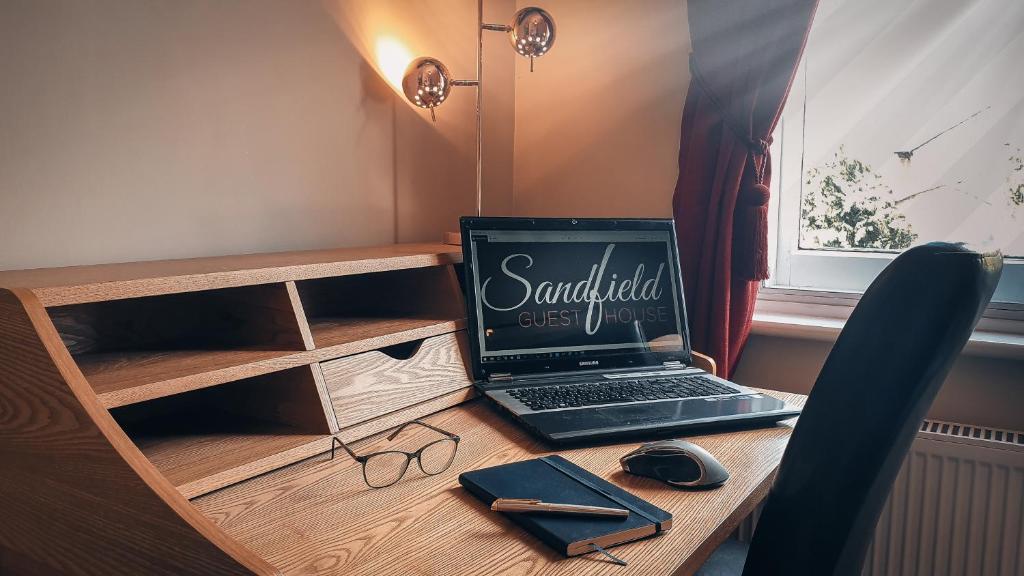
[[491, 498, 630, 518]]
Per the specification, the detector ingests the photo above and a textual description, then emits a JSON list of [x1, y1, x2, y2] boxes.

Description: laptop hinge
[[489, 373, 513, 382], [663, 360, 684, 367]]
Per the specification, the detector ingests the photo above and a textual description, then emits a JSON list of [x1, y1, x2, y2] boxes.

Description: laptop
[[460, 216, 800, 444]]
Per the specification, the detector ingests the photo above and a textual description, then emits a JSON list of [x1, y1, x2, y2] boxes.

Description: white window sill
[[752, 290, 1024, 360]]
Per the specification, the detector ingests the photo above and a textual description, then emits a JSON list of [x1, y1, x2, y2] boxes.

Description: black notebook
[[459, 455, 673, 557]]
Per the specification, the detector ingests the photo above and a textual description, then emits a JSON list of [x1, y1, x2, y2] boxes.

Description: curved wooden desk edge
[[0, 288, 278, 575]]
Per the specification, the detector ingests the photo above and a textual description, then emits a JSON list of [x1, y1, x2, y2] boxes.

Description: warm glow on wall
[[399, 6, 555, 121], [375, 36, 413, 92]]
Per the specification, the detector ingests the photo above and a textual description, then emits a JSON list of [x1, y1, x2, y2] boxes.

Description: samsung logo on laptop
[[579, 360, 600, 366]]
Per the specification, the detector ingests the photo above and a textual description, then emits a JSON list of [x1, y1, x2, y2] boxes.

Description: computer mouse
[[620, 439, 729, 488]]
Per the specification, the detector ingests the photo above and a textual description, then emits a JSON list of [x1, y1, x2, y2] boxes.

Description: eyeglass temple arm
[[387, 420, 458, 441], [330, 436, 360, 461]]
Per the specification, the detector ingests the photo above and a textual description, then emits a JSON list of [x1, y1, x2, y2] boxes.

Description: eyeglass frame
[[330, 420, 461, 488]]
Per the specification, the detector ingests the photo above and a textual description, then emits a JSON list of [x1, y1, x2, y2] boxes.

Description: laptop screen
[[463, 220, 691, 378]]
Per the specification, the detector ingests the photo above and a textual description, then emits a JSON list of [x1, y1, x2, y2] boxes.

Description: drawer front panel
[[320, 331, 473, 428]]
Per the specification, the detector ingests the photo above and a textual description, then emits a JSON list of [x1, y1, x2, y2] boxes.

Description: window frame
[[767, 111, 1024, 306], [760, 61, 1024, 351]]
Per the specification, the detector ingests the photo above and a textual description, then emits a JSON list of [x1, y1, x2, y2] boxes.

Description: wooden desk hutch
[[0, 243, 797, 576]]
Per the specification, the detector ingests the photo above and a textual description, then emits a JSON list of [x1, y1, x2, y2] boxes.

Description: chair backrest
[[742, 243, 1003, 576]]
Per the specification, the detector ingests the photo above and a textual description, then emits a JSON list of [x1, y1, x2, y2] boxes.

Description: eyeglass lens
[[418, 438, 458, 475], [363, 451, 411, 488]]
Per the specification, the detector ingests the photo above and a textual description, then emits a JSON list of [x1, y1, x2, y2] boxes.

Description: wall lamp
[[400, 4, 555, 218], [401, 6, 555, 122]]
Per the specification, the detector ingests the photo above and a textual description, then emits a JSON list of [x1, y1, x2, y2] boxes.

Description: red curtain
[[673, 0, 818, 378]]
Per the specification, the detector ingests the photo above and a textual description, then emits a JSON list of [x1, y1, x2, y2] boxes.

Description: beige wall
[[1, 1, 1018, 432], [734, 334, 1024, 431], [322, 0, 514, 242], [387, 0, 516, 235], [0, 0, 399, 270], [510, 0, 689, 219], [0, 0, 512, 270], [0, 0, 682, 269]]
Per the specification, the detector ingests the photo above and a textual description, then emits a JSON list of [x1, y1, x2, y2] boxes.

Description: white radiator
[[737, 419, 1024, 576]]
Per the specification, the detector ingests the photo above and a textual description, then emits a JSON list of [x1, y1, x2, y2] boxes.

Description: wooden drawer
[[320, 331, 473, 428]]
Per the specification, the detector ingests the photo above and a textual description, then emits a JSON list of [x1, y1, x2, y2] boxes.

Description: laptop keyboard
[[507, 375, 737, 411]]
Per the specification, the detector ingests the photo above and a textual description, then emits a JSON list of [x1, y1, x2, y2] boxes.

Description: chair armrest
[[691, 351, 717, 376]]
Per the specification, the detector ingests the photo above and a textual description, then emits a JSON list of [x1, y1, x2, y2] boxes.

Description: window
[[767, 0, 1024, 307]]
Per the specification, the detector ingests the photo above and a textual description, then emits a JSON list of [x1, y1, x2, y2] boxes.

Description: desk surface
[[194, 391, 805, 576]]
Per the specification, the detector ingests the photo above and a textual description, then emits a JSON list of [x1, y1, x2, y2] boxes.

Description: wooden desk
[[0, 243, 802, 575], [194, 393, 805, 576]]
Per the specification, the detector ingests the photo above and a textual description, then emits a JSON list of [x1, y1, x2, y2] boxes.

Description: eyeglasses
[[331, 420, 461, 488]]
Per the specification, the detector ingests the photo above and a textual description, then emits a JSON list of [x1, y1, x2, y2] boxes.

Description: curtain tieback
[[689, 53, 772, 282]]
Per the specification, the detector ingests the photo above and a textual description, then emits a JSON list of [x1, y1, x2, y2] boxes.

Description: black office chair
[[698, 243, 1003, 576]]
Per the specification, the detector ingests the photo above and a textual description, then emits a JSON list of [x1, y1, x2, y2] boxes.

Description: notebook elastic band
[[539, 456, 662, 527]]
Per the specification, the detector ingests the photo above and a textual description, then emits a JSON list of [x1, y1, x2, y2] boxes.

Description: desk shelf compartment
[[295, 265, 466, 355], [110, 364, 333, 499], [48, 283, 312, 408], [320, 331, 474, 437]]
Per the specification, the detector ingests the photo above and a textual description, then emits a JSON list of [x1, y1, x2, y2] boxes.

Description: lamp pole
[[451, 0, 495, 217], [402, 3, 554, 225], [476, 0, 484, 217]]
